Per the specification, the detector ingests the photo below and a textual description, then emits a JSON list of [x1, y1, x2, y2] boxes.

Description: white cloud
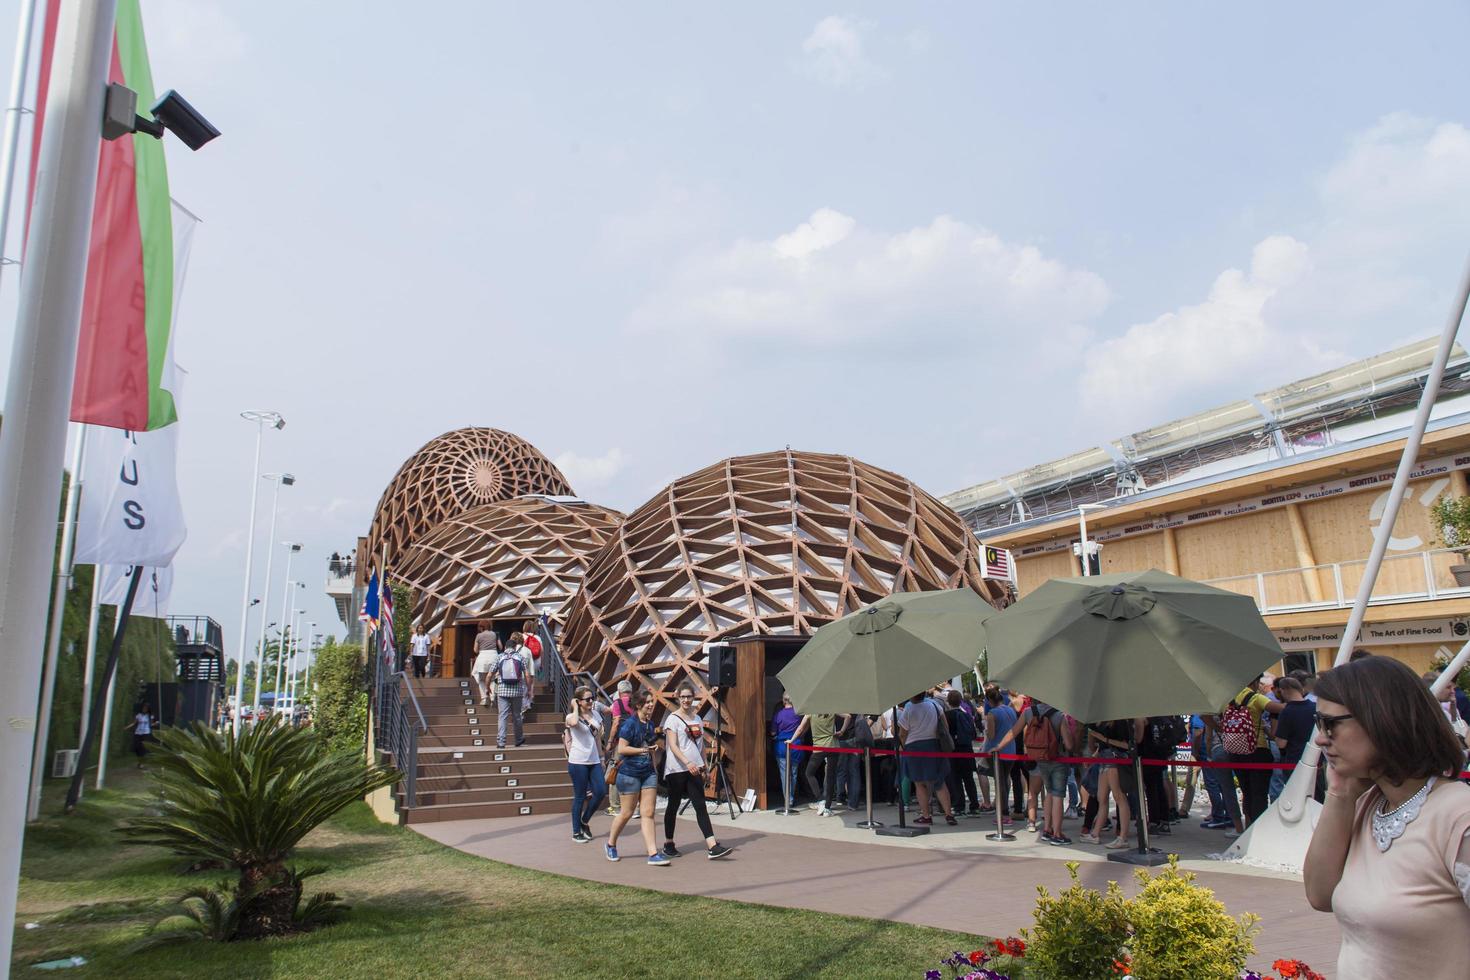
[[799, 16, 885, 89], [554, 448, 631, 490], [1080, 236, 1331, 428], [629, 210, 1109, 347]]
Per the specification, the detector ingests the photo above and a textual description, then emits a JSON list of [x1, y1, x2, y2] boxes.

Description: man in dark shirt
[[1271, 676, 1316, 800]]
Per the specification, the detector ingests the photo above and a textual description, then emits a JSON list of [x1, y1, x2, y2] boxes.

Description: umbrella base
[[772, 807, 803, 816], [875, 825, 928, 837], [1106, 847, 1169, 867], [984, 831, 1017, 842], [855, 819, 884, 829]]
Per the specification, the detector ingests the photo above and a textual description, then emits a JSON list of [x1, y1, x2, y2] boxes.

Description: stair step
[[416, 732, 561, 749], [418, 759, 570, 778], [403, 784, 574, 806], [416, 770, 569, 791], [415, 745, 565, 765], [403, 795, 574, 824]]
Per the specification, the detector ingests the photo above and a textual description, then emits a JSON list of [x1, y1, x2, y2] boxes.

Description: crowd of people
[[767, 650, 1470, 854]]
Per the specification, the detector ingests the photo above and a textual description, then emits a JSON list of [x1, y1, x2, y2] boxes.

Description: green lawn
[[14, 766, 986, 978]]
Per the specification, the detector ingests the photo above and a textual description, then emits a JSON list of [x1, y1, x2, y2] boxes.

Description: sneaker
[[514, 740, 526, 747], [913, 815, 933, 826], [479, 696, 489, 705], [1049, 834, 1073, 846], [662, 842, 679, 857], [1200, 818, 1231, 829], [647, 853, 671, 867], [1080, 832, 1100, 844], [945, 814, 959, 826], [572, 831, 591, 843], [1225, 828, 1242, 839], [1105, 837, 1131, 850], [1000, 816, 1014, 826], [1039, 831, 1057, 844], [707, 843, 733, 860], [1026, 820, 1038, 832], [966, 807, 982, 817], [581, 823, 593, 837], [1064, 806, 1081, 819], [605, 844, 619, 862], [496, 743, 506, 750], [816, 806, 832, 817]]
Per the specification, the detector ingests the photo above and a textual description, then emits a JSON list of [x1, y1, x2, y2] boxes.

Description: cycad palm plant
[[122, 716, 399, 938]]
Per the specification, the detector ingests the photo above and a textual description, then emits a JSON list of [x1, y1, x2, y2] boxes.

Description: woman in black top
[[1083, 718, 1143, 849]]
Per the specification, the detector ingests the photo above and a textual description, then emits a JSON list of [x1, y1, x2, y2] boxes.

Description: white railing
[[1204, 547, 1470, 614]]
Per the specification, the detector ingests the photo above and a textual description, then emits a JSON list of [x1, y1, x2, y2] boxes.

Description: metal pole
[[774, 740, 800, 815], [303, 622, 315, 706], [1078, 508, 1091, 576], [986, 749, 1016, 841], [95, 663, 115, 790], [250, 478, 283, 714], [231, 419, 265, 735], [0, 0, 117, 964], [28, 423, 87, 820], [77, 561, 102, 744], [266, 549, 297, 710], [0, 0, 41, 290], [855, 747, 883, 829]]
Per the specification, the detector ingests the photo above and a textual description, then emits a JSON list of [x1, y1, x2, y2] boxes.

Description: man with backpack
[[944, 690, 982, 816], [491, 632, 534, 748], [1220, 674, 1285, 825], [1139, 714, 1188, 833], [997, 698, 1077, 845]]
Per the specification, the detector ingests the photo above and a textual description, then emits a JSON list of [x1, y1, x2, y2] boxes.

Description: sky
[[2, 2, 1470, 663]]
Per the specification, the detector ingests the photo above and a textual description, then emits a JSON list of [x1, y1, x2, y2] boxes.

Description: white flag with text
[[73, 409, 187, 568], [99, 564, 173, 617]]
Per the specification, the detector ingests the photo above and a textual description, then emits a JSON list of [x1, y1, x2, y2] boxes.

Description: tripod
[[711, 688, 740, 820]]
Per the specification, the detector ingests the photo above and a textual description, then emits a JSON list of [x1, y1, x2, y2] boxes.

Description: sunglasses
[[1315, 712, 1354, 737], [577, 697, 593, 703]]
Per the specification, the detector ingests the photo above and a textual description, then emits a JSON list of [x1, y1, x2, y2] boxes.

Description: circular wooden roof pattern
[[395, 497, 624, 636], [561, 449, 1008, 721], [366, 428, 573, 568]]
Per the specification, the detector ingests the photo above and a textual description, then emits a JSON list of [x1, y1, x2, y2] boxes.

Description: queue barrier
[[786, 744, 1470, 779]]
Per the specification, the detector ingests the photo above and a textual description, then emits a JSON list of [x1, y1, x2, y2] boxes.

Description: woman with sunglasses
[[1304, 656, 1470, 976], [564, 686, 608, 843], [606, 691, 669, 867], [661, 683, 733, 860]]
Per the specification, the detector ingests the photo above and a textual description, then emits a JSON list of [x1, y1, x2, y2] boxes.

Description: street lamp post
[[250, 474, 293, 716], [273, 585, 302, 706], [231, 411, 284, 734], [302, 623, 317, 705], [257, 541, 301, 715]]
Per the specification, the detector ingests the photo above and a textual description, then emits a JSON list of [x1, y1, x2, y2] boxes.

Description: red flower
[[992, 940, 1008, 955], [967, 950, 988, 965], [1003, 937, 1026, 957]]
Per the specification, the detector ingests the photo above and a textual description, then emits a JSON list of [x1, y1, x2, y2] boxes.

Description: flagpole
[[231, 418, 266, 735], [250, 478, 287, 715], [27, 422, 88, 821], [0, 0, 40, 291], [67, 564, 141, 811], [94, 615, 115, 790], [77, 561, 103, 745], [0, 0, 117, 963], [264, 546, 298, 714]]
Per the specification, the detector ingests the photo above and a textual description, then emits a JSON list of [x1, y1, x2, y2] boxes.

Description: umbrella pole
[[985, 749, 1016, 842], [876, 704, 926, 837], [1108, 728, 1167, 866], [856, 747, 882, 829]]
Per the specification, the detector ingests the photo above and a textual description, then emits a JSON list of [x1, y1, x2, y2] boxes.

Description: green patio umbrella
[[777, 589, 990, 714], [776, 589, 992, 836], [982, 568, 1284, 865], [984, 568, 1282, 723]]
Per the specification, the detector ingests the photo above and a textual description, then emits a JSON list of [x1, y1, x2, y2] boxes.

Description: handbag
[[934, 702, 955, 753]]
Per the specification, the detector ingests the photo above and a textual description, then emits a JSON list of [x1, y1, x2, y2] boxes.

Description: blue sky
[[2, 2, 1469, 656]]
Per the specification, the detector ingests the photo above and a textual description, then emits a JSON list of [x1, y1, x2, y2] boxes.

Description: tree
[[122, 717, 399, 939], [311, 637, 367, 755]]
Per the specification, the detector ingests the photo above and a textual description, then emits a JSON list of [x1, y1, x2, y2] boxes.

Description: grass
[[13, 764, 988, 978]]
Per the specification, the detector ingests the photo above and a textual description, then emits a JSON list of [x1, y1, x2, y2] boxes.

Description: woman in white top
[[660, 683, 733, 860], [898, 692, 958, 826], [125, 703, 155, 768], [471, 641, 498, 706], [564, 686, 607, 843]]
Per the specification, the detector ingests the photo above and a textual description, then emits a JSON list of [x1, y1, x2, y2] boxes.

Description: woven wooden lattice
[[396, 497, 624, 636], [561, 449, 1008, 724], [366, 428, 573, 568]]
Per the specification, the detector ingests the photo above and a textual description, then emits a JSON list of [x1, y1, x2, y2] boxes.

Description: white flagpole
[[263, 547, 297, 714], [250, 480, 284, 713], [0, 1, 117, 957], [94, 611, 116, 790], [0, 0, 41, 292], [27, 422, 88, 820]]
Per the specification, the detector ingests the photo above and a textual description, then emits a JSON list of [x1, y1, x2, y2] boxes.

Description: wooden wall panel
[[1351, 642, 1447, 676], [1299, 476, 1454, 565], [1176, 509, 1297, 581], [1099, 532, 1166, 576], [1016, 551, 1076, 597]]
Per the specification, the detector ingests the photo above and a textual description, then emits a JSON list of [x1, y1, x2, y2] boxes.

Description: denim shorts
[[615, 770, 658, 795], [1037, 761, 1070, 795]]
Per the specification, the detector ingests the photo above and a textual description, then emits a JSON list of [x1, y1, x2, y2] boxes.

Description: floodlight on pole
[[1075, 503, 1105, 577], [231, 411, 284, 734]]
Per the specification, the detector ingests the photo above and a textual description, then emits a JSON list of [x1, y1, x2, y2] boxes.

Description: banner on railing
[[1274, 617, 1469, 651]]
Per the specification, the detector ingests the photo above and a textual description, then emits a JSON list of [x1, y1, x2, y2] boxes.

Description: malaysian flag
[[359, 570, 380, 631], [379, 578, 396, 670], [983, 546, 1014, 582]]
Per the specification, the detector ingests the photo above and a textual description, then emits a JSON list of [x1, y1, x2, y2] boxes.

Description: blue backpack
[[951, 707, 977, 745]]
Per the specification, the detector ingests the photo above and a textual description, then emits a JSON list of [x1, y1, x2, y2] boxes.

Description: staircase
[[392, 676, 575, 824]]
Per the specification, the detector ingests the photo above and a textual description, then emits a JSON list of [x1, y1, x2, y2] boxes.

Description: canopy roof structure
[[366, 428, 573, 569], [395, 496, 624, 636], [561, 449, 1008, 716]]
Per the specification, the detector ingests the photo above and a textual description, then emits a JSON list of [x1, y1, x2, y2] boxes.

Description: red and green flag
[[31, 0, 178, 431]]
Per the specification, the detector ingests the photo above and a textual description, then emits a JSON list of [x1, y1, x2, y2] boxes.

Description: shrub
[[1021, 862, 1129, 980], [1126, 857, 1257, 980], [312, 636, 368, 753], [121, 716, 399, 939]]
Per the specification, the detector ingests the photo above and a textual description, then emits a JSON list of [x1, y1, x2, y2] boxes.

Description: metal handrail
[[398, 670, 428, 733]]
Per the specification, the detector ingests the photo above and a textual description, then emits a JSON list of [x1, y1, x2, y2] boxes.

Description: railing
[[535, 615, 615, 737], [1204, 547, 1470, 614], [373, 649, 427, 808]]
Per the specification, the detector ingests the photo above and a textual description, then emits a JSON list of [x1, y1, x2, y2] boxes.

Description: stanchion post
[[774, 742, 800, 815], [985, 750, 1016, 842], [856, 747, 883, 829]]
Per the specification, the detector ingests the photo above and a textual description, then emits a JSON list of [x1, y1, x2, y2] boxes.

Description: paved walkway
[[414, 798, 1341, 974]]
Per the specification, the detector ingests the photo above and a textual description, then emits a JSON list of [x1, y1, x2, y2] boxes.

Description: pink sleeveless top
[[1331, 779, 1470, 977]]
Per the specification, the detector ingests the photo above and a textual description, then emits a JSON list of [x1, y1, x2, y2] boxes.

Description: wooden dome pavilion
[[366, 428, 573, 569], [561, 449, 1008, 719], [394, 497, 623, 675]]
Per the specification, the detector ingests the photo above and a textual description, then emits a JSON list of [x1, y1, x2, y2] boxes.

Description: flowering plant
[[928, 937, 1025, 980], [1238, 961, 1325, 980]]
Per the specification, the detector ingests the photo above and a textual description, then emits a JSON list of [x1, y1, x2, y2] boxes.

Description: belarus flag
[[31, 0, 179, 431]]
